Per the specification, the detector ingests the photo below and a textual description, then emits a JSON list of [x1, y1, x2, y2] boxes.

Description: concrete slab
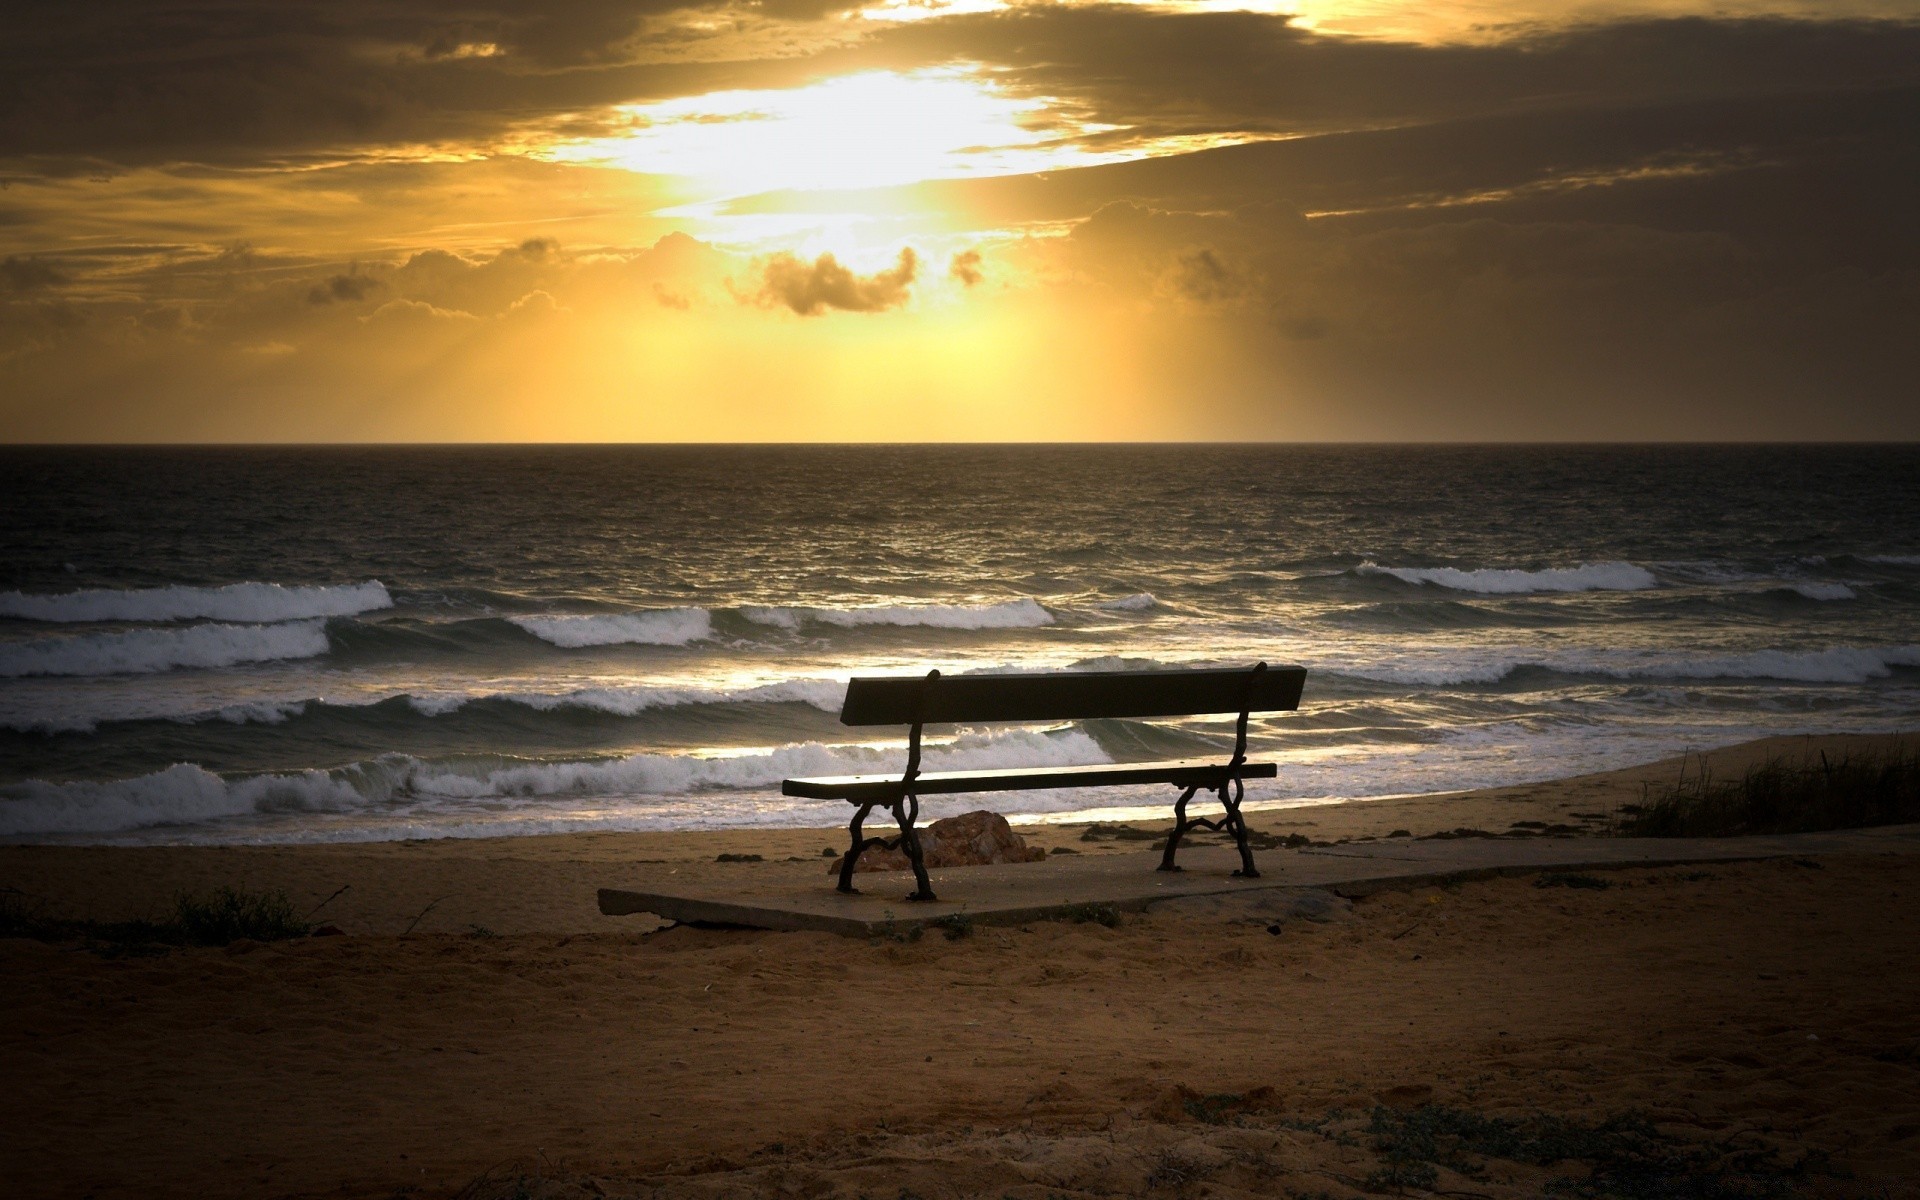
[[597, 824, 1920, 937]]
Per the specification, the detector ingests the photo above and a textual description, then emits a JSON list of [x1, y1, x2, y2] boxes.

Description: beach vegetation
[[1534, 873, 1613, 890], [1621, 749, 1920, 837], [1145, 1148, 1218, 1189], [0, 885, 312, 953], [931, 912, 974, 940], [1361, 1104, 1828, 1198], [1060, 902, 1123, 927]]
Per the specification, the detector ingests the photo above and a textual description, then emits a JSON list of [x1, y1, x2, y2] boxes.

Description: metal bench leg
[[838, 803, 877, 894], [1157, 784, 1202, 872], [1221, 778, 1260, 878], [893, 793, 937, 902]]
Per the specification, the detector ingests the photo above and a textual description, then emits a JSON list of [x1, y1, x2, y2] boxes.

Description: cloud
[[863, 12, 1920, 144], [306, 272, 384, 305], [1, 256, 67, 294], [1169, 247, 1241, 303], [753, 247, 918, 315], [0, 0, 787, 169], [361, 297, 480, 325], [949, 249, 983, 287]]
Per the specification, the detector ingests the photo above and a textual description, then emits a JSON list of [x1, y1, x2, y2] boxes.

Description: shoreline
[[3, 730, 1914, 936]]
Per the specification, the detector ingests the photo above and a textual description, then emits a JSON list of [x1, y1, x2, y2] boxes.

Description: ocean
[[2, 444, 1916, 844]]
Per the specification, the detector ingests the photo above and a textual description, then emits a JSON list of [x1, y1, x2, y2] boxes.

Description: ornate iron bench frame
[[781, 662, 1305, 903]]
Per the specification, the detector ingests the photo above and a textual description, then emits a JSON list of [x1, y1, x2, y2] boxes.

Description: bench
[[781, 662, 1306, 902]]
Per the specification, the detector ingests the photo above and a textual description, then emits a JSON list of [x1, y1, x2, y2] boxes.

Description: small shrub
[[931, 913, 974, 941], [1, 886, 311, 951], [172, 887, 312, 944], [1145, 1149, 1215, 1189], [1534, 873, 1612, 890], [1061, 902, 1121, 928], [1622, 750, 1920, 838]]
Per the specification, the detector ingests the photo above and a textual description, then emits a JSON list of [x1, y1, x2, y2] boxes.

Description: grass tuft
[[1535, 873, 1613, 890], [930, 912, 974, 941], [1060, 902, 1122, 928], [172, 887, 312, 944], [1620, 750, 1920, 838], [0, 885, 311, 952], [1364, 1104, 1823, 1198]]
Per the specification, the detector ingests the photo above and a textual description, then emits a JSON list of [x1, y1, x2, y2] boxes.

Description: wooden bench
[[781, 662, 1306, 901]]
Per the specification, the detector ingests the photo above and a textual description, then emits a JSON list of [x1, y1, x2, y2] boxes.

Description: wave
[[508, 609, 711, 647], [742, 598, 1053, 630], [1356, 561, 1658, 594], [0, 620, 330, 679], [1864, 554, 1920, 565], [0, 581, 391, 624], [395, 678, 846, 719], [1321, 644, 1920, 687], [1099, 593, 1159, 612], [1781, 582, 1856, 601], [2, 678, 849, 735], [0, 727, 1109, 837]]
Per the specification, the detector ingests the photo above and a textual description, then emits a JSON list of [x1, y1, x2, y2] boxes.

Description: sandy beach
[[5, 732, 1919, 1198]]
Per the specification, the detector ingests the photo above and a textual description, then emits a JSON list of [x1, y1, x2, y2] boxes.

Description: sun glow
[[547, 68, 1116, 197]]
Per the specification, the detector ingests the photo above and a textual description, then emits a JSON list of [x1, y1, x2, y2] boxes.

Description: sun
[[547, 67, 1111, 197]]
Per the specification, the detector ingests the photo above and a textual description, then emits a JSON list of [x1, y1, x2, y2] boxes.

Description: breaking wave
[[0, 620, 330, 678], [508, 609, 712, 647], [1100, 593, 1159, 611], [1782, 582, 1857, 601], [0, 581, 391, 624], [1323, 644, 1920, 687], [1356, 561, 1659, 594], [2, 679, 850, 735], [0, 727, 1110, 837], [742, 598, 1053, 630]]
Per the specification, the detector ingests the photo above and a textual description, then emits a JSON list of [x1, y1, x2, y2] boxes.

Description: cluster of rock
[[827, 809, 1047, 875]]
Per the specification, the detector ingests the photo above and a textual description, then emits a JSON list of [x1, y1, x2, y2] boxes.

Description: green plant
[[0, 885, 312, 951], [932, 912, 975, 941], [1621, 750, 1920, 838], [172, 887, 312, 944]]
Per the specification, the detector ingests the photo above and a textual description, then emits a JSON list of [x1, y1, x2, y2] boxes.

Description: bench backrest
[[838, 665, 1305, 727]]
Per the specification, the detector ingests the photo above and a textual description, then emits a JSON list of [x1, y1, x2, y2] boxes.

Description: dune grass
[[1619, 749, 1920, 838], [0, 885, 312, 952]]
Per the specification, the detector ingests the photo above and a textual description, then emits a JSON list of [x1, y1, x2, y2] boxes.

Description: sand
[[4, 731, 1918, 1198]]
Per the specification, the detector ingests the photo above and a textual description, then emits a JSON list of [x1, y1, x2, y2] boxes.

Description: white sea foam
[[1100, 593, 1159, 611], [509, 609, 712, 647], [0, 581, 391, 624], [1785, 582, 1857, 601], [1357, 561, 1659, 594], [0, 728, 1109, 837], [743, 598, 1054, 630], [1864, 554, 1920, 565], [0, 762, 371, 836], [0, 620, 330, 678]]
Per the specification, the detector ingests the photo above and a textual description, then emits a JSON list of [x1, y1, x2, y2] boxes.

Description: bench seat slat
[[781, 757, 1277, 803], [839, 667, 1305, 726]]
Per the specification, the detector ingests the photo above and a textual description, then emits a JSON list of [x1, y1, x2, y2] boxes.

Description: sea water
[[2, 444, 1916, 844]]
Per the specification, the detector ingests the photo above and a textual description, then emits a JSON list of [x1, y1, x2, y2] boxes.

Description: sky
[[1, 0, 1916, 441]]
